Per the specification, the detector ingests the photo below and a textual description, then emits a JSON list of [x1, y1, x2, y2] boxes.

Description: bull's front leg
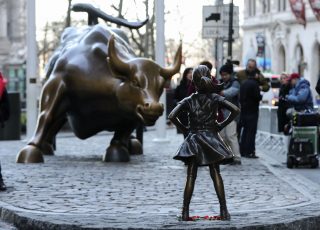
[[16, 78, 68, 163], [103, 125, 136, 162]]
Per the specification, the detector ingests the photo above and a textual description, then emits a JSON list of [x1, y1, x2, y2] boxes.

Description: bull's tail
[[71, 3, 148, 29]]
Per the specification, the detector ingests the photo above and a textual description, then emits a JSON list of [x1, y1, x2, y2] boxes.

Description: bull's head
[[108, 35, 182, 126]]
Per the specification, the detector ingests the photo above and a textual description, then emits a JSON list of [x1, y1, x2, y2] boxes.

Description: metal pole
[[153, 0, 168, 142], [227, 0, 233, 59], [26, 0, 38, 139], [263, 34, 266, 71], [215, 0, 224, 78], [66, 0, 72, 27]]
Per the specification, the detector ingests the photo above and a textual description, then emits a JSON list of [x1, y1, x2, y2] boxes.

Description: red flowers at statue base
[[178, 215, 222, 221]]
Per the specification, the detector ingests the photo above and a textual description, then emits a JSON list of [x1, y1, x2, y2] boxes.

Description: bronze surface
[[17, 25, 181, 163]]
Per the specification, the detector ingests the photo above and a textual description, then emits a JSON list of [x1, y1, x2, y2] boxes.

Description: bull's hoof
[[16, 145, 44, 163], [41, 142, 55, 155], [128, 138, 143, 155], [103, 144, 130, 162]]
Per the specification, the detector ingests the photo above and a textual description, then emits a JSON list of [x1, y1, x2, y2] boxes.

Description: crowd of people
[[0, 58, 316, 199], [173, 58, 315, 166]]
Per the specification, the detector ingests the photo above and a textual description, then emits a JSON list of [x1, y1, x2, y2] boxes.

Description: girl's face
[[186, 70, 193, 81]]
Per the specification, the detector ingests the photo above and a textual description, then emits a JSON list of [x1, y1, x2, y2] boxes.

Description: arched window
[[311, 42, 320, 87], [278, 45, 286, 73], [295, 44, 304, 76]]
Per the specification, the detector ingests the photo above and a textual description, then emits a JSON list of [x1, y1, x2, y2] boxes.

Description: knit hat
[[288, 73, 300, 81]]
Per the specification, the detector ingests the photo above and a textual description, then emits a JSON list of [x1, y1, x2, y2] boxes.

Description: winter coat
[[220, 75, 240, 119], [236, 69, 270, 92], [239, 78, 262, 114], [286, 78, 313, 111], [277, 84, 291, 132]]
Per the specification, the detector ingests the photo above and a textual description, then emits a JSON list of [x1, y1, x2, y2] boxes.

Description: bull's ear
[[159, 44, 182, 80], [107, 34, 131, 76]]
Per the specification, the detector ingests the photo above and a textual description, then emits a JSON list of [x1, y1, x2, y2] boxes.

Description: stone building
[[0, 0, 26, 103], [242, 0, 320, 96]]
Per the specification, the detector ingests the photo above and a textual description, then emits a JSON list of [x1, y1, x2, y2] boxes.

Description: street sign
[[202, 4, 239, 39]]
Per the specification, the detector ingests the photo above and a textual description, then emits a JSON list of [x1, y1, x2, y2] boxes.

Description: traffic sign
[[202, 4, 239, 39]]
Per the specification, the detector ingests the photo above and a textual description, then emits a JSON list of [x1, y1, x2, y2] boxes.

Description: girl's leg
[[209, 164, 230, 220], [182, 159, 198, 221]]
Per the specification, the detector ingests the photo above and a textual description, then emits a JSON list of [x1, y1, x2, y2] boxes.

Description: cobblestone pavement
[[0, 128, 320, 229]]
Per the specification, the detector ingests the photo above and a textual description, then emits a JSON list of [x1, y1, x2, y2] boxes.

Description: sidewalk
[[0, 128, 320, 229]]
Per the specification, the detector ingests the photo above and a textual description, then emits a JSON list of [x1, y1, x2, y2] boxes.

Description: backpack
[[0, 88, 10, 127]]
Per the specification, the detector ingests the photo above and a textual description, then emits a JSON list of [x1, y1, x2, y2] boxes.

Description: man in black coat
[[239, 72, 262, 158]]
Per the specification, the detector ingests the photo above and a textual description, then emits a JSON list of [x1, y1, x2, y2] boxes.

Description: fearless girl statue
[[169, 65, 240, 221]]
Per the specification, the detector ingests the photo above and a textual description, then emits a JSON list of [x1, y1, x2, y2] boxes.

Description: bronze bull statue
[[17, 24, 182, 163]]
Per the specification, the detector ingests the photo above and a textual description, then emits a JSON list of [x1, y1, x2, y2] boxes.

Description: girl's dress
[[174, 93, 233, 166]]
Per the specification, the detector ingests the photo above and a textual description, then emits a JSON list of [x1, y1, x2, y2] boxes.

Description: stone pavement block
[[0, 128, 320, 229]]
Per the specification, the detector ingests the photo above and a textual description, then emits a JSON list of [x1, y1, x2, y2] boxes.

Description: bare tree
[[38, 20, 65, 71], [110, 0, 155, 58]]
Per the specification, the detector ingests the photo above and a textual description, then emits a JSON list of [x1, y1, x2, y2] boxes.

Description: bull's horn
[[108, 35, 130, 75], [160, 44, 182, 80]]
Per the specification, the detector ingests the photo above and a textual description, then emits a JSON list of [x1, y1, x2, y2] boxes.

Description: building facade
[[0, 0, 26, 104], [242, 0, 320, 97]]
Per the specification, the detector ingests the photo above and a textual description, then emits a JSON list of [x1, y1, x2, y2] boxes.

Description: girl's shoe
[[181, 206, 189, 221], [220, 206, 231, 220]]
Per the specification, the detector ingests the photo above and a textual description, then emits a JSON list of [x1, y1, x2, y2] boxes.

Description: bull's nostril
[[144, 103, 150, 107]]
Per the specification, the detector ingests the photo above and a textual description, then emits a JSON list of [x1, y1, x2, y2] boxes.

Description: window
[[262, 0, 271, 14], [278, 0, 286, 12], [248, 0, 256, 16]]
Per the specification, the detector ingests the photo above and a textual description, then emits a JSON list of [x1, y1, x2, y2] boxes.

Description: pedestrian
[[169, 65, 240, 221], [219, 61, 241, 165], [236, 59, 270, 92], [174, 67, 193, 138], [0, 72, 8, 191], [236, 59, 269, 140], [285, 73, 313, 114], [239, 70, 262, 158], [277, 73, 291, 133]]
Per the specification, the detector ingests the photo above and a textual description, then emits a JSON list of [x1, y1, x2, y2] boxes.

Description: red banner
[[309, 0, 320, 21], [289, 0, 306, 27]]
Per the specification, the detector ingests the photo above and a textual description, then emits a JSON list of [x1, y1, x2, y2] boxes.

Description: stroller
[[286, 110, 319, 168]]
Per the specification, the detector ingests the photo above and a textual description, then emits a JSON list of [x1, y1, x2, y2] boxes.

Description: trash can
[[0, 92, 21, 140]]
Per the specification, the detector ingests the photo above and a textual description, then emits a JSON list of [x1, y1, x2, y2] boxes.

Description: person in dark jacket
[[277, 73, 291, 133], [169, 65, 240, 221], [174, 67, 193, 138], [239, 72, 262, 158], [236, 59, 270, 92]]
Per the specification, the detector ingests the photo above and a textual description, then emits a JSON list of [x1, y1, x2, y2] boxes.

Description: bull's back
[[46, 25, 136, 138]]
